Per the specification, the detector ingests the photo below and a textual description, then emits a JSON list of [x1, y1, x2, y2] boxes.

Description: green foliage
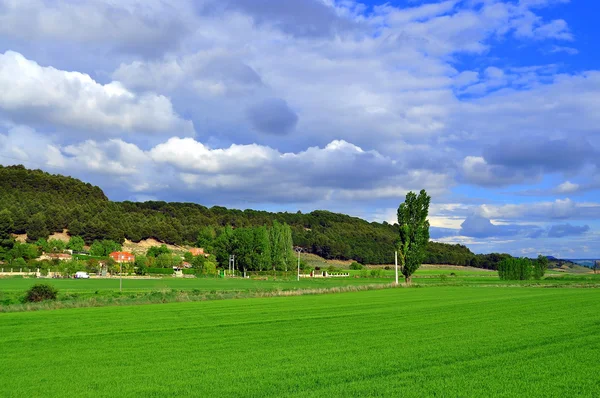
[[533, 255, 549, 280], [47, 239, 66, 253], [0, 165, 516, 266], [146, 268, 175, 275], [155, 253, 182, 268], [67, 236, 85, 252], [12, 257, 27, 267], [397, 189, 431, 283], [147, 245, 171, 258], [203, 261, 217, 275], [349, 262, 364, 270], [24, 283, 58, 302], [498, 258, 533, 280], [27, 212, 49, 242], [89, 240, 121, 257], [0, 209, 14, 249], [0, 242, 39, 262]]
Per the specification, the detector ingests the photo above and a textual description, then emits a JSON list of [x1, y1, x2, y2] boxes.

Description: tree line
[[0, 165, 516, 268]]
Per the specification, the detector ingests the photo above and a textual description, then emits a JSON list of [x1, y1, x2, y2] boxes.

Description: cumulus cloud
[[5, 130, 450, 204], [0, 51, 193, 134]]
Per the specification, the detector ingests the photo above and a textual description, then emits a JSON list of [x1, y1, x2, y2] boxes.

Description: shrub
[[370, 269, 383, 278], [327, 265, 340, 273], [24, 283, 58, 302], [349, 262, 364, 270]]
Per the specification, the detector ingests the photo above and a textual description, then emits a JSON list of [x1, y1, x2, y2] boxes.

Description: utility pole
[[395, 251, 398, 285], [295, 247, 303, 282], [120, 262, 122, 293]]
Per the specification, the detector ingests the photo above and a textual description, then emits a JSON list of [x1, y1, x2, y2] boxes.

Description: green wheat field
[[1, 285, 599, 397]]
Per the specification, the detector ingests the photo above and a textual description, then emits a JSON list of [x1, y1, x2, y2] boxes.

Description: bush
[[24, 283, 58, 302], [370, 269, 383, 278], [349, 262, 364, 270]]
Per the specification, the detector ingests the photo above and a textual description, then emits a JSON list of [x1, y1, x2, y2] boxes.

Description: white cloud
[[0, 0, 190, 56], [556, 181, 579, 194], [0, 51, 193, 134]]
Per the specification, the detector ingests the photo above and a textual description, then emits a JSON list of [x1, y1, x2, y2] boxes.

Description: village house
[[109, 251, 135, 263], [188, 248, 209, 257]]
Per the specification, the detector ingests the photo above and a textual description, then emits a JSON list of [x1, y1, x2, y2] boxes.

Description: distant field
[[1, 267, 599, 299], [1, 287, 599, 396]]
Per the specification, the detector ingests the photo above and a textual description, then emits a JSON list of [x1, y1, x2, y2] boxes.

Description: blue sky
[[0, 0, 599, 258]]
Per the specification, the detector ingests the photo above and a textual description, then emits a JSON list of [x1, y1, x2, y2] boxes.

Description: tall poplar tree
[[397, 189, 430, 284]]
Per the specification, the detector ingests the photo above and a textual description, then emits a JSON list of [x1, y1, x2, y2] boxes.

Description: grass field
[[1, 287, 599, 397], [0, 275, 392, 294]]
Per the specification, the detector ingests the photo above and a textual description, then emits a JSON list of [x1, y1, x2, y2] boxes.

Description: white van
[[75, 271, 90, 279]]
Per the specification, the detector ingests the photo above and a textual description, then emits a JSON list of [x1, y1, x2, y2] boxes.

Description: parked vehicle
[[74, 271, 90, 279]]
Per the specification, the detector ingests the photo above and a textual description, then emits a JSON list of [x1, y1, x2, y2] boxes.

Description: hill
[[0, 164, 491, 265]]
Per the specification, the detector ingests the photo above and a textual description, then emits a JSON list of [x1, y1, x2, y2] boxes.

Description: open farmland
[[1, 287, 599, 397]]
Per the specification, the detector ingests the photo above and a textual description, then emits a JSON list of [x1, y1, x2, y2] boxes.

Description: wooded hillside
[[0, 165, 503, 266]]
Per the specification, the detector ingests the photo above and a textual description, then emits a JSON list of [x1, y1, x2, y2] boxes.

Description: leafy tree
[[183, 251, 194, 263], [397, 190, 431, 284], [47, 239, 66, 253], [192, 253, 206, 273], [147, 245, 171, 258], [101, 240, 121, 255], [12, 257, 27, 268], [27, 212, 49, 242], [135, 256, 148, 275], [253, 227, 271, 271], [0, 209, 14, 248], [9, 243, 39, 261], [89, 240, 105, 256], [196, 226, 216, 252], [67, 236, 85, 252], [533, 255, 549, 280], [156, 253, 182, 268]]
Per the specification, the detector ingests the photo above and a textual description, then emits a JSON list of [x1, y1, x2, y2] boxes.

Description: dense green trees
[[533, 255, 549, 280], [397, 190, 431, 284], [498, 256, 549, 281], [498, 258, 533, 280], [67, 236, 85, 252], [89, 240, 121, 256], [0, 165, 521, 268], [204, 222, 294, 271]]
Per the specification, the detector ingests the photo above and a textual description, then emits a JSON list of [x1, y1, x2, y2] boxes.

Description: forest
[[0, 165, 510, 268]]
